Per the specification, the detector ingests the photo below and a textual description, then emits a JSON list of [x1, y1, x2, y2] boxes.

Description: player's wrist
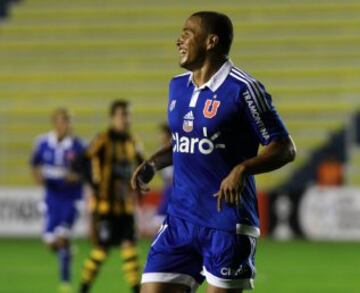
[[234, 163, 248, 176], [146, 160, 157, 172], [138, 160, 156, 184]]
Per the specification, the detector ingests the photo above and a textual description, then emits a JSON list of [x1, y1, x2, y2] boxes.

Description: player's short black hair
[[191, 11, 233, 56], [110, 100, 129, 116], [159, 122, 171, 137]]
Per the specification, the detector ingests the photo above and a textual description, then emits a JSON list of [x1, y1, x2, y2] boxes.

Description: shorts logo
[[220, 266, 246, 276], [203, 99, 221, 119], [169, 100, 176, 112], [183, 111, 194, 133]]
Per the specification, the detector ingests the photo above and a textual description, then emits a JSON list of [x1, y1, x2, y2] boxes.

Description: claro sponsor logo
[[243, 91, 270, 140], [172, 127, 225, 155]]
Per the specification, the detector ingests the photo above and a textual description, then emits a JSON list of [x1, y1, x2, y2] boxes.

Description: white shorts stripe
[[42, 226, 72, 244], [235, 223, 261, 238], [151, 224, 168, 247], [141, 272, 199, 292]]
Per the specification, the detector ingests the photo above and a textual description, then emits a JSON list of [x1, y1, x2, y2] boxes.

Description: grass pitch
[[0, 238, 358, 293]]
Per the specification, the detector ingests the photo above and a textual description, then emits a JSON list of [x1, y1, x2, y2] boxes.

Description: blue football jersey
[[30, 132, 85, 202], [167, 60, 289, 236]]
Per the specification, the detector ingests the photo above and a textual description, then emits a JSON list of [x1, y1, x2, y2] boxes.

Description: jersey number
[[203, 100, 221, 119]]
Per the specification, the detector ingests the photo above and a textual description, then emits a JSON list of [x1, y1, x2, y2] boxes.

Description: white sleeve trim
[[142, 272, 199, 291], [236, 223, 260, 238], [203, 267, 254, 290]]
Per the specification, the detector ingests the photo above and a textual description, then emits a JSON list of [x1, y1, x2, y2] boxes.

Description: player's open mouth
[[179, 49, 187, 57]]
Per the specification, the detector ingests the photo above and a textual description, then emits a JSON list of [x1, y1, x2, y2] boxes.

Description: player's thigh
[[42, 205, 59, 247], [141, 282, 189, 293], [92, 214, 114, 246], [117, 214, 137, 244], [53, 210, 77, 244], [206, 284, 242, 293], [142, 216, 204, 290], [61, 202, 78, 227]]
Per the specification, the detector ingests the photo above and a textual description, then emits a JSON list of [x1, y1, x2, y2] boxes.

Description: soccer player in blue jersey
[[30, 108, 85, 293], [132, 11, 296, 293]]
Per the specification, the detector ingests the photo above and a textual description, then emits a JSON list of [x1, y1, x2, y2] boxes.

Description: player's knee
[[206, 285, 243, 293], [45, 241, 58, 251], [56, 236, 70, 249], [121, 240, 135, 248]]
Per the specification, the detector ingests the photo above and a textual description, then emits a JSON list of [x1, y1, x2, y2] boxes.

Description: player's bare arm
[[216, 135, 296, 211], [131, 143, 173, 194], [31, 166, 44, 185]]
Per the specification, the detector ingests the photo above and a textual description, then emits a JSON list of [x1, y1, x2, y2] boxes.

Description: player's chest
[[42, 146, 77, 165], [103, 140, 137, 162], [168, 88, 238, 135]]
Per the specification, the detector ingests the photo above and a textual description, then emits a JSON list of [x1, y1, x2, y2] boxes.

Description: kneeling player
[[30, 108, 85, 292], [132, 12, 296, 293], [79, 100, 144, 293]]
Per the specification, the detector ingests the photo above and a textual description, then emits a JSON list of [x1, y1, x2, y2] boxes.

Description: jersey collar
[[47, 131, 73, 149], [187, 59, 233, 92]]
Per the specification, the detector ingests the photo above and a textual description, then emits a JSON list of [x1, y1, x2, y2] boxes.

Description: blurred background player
[[79, 100, 144, 293], [30, 108, 85, 293], [154, 123, 173, 225]]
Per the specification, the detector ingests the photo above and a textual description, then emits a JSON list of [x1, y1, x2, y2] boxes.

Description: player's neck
[[191, 55, 227, 88], [110, 127, 127, 135], [55, 132, 68, 142]]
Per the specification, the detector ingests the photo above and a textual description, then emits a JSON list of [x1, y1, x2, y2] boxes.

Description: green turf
[[0, 238, 358, 293]]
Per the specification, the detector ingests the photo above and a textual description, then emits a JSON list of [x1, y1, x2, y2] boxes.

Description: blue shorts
[[43, 200, 78, 244], [142, 215, 257, 291]]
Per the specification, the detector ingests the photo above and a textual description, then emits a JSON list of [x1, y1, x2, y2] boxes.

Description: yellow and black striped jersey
[[86, 129, 143, 216]]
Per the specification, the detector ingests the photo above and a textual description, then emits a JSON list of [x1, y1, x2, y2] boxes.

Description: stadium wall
[[0, 187, 167, 238]]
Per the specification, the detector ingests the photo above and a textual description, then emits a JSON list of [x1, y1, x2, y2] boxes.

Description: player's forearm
[[31, 167, 44, 185], [147, 143, 173, 171], [239, 135, 296, 176]]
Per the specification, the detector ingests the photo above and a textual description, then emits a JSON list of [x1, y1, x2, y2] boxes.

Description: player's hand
[[131, 161, 156, 194], [65, 171, 81, 184], [214, 164, 246, 212]]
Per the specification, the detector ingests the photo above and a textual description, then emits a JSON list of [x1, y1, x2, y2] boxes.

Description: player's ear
[[206, 34, 219, 51]]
